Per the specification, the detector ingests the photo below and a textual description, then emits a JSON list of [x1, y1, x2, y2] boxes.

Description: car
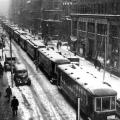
[[13, 63, 31, 86], [4, 52, 16, 71]]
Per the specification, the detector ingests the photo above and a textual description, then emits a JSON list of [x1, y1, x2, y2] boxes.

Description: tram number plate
[[107, 115, 116, 120]]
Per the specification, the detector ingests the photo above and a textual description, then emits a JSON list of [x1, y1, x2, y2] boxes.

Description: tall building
[[71, 0, 120, 76], [41, 0, 62, 39]]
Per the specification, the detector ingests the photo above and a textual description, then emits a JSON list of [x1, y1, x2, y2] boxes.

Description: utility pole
[[10, 35, 13, 87], [76, 97, 81, 120]]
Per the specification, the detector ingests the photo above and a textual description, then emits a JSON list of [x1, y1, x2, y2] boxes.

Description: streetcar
[[56, 64, 117, 120], [37, 48, 70, 83], [13, 29, 27, 44], [25, 39, 45, 60], [19, 35, 30, 50]]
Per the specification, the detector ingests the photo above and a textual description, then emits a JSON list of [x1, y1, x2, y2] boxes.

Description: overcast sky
[[0, 0, 10, 17]]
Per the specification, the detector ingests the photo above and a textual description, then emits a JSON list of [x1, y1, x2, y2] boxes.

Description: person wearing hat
[[11, 96, 19, 116], [5, 85, 12, 102]]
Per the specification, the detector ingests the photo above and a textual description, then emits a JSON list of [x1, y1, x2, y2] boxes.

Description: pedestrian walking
[[94, 58, 101, 71], [5, 85, 12, 102], [11, 96, 19, 116], [34, 59, 39, 70], [0, 62, 3, 76], [57, 40, 62, 51]]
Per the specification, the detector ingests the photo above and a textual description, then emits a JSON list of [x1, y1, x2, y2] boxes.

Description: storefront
[[71, 14, 120, 76]]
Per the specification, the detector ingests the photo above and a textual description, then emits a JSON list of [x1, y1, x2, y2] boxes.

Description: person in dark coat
[[0, 62, 3, 76], [57, 40, 62, 51], [5, 85, 12, 102], [94, 58, 101, 71], [11, 96, 19, 116]]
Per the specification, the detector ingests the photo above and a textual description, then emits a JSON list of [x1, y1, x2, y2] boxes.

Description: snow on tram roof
[[15, 29, 27, 35], [30, 40, 45, 47], [20, 34, 31, 40], [38, 48, 70, 64], [58, 64, 117, 96]]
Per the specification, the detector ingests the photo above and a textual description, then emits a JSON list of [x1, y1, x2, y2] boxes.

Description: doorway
[[88, 38, 94, 60]]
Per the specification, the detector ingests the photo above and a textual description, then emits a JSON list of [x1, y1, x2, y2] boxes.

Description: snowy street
[[3, 36, 78, 120], [0, 28, 120, 120]]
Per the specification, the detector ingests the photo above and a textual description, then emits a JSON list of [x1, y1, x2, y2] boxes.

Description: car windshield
[[17, 70, 27, 74], [6, 57, 16, 61]]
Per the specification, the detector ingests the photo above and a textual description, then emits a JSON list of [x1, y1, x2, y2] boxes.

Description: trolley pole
[[76, 97, 81, 120], [10, 36, 13, 87]]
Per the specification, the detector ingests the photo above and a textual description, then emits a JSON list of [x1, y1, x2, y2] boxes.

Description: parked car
[[13, 63, 31, 86], [4, 52, 16, 71]]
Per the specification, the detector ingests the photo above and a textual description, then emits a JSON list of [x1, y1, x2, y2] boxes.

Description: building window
[[88, 22, 95, 33], [78, 21, 86, 31], [110, 25, 119, 37], [97, 24, 107, 35]]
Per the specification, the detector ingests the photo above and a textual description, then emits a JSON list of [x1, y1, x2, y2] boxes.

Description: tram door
[[88, 38, 94, 60]]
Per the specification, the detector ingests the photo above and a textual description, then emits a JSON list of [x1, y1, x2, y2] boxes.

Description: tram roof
[[58, 64, 117, 96], [30, 40, 45, 48], [38, 48, 70, 64], [20, 35, 30, 40], [26, 39, 45, 48], [15, 30, 27, 35]]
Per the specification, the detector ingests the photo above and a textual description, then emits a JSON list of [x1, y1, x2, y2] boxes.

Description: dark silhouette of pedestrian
[[57, 40, 62, 51], [5, 85, 12, 102], [94, 58, 98, 68], [11, 96, 19, 116], [34, 60, 39, 70], [0, 62, 3, 76], [94, 58, 101, 71]]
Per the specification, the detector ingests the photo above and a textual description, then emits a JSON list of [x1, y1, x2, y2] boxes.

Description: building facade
[[71, 0, 120, 76]]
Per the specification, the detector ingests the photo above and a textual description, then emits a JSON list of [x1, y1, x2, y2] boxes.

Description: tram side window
[[81, 89, 84, 102], [111, 97, 115, 110], [76, 85, 80, 97], [96, 98, 101, 111], [102, 97, 110, 111]]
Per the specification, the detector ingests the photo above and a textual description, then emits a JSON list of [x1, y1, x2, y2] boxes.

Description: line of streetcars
[[1, 21, 117, 120]]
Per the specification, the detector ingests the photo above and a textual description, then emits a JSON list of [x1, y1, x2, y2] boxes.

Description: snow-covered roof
[[30, 40, 45, 48], [38, 48, 70, 64], [57, 64, 117, 96], [15, 30, 27, 36]]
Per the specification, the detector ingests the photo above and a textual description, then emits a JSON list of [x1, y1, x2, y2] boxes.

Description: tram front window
[[102, 97, 110, 111], [111, 97, 115, 109], [96, 98, 101, 111], [96, 97, 116, 111]]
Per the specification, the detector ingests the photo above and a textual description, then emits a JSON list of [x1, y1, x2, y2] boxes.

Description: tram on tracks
[[37, 48, 70, 83], [25, 39, 45, 60], [13, 30, 27, 44], [56, 63, 117, 120]]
